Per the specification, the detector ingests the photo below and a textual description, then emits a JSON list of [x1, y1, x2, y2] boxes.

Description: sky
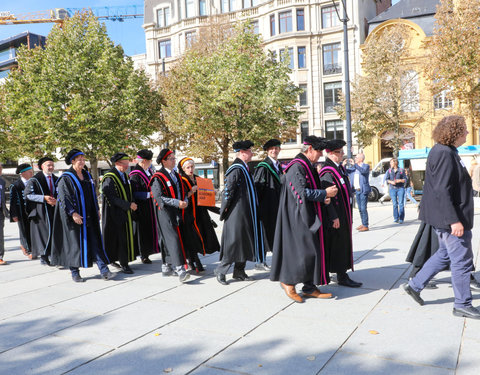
[[0, 0, 146, 56]]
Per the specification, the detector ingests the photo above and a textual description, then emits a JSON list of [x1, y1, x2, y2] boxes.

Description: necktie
[[48, 176, 54, 196], [120, 173, 126, 184]]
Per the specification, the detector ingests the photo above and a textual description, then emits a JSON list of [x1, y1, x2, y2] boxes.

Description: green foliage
[[159, 20, 300, 171], [2, 11, 162, 177]]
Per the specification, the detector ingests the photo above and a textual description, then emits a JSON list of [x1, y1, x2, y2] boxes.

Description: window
[[159, 39, 171, 58], [297, 46, 306, 68], [243, 0, 252, 8], [322, 5, 339, 28], [434, 89, 453, 109], [230, 0, 236, 12], [270, 14, 276, 36], [157, 7, 170, 27], [270, 50, 277, 62], [285, 133, 297, 144], [300, 121, 309, 142], [323, 43, 341, 75], [186, 0, 195, 18], [221, 0, 229, 13], [199, 0, 207, 16], [185, 31, 196, 48], [325, 120, 344, 140], [401, 70, 419, 112], [296, 9, 305, 31], [252, 20, 259, 34], [299, 84, 307, 106], [279, 10, 292, 33], [252, 0, 260, 6], [324, 82, 342, 113], [280, 48, 294, 69]]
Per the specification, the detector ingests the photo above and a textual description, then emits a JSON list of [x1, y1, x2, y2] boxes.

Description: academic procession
[[2, 115, 480, 374]]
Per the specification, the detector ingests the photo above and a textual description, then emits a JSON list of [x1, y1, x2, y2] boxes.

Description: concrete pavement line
[[199, 364, 253, 375], [454, 318, 468, 373], [59, 349, 117, 375], [316, 267, 411, 374], [183, 300, 296, 375], [336, 348, 456, 371]]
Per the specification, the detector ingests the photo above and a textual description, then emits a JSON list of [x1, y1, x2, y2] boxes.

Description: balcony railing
[[323, 63, 342, 75]]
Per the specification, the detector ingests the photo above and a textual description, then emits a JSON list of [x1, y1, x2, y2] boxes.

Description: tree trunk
[[90, 157, 100, 195]]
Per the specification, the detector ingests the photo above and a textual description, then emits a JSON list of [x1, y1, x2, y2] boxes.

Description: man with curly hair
[[403, 115, 480, 319]]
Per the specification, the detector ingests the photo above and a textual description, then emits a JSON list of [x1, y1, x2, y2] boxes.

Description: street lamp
[[331, 0, 353, 159]]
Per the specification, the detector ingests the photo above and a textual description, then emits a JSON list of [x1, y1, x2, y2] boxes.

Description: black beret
[[157, 149, 174, 164], [65, 149, 84, 165], [233, 140, 254, 152], [111, 152, 130, 164], [303, 136, 327, 151], [262, 139, 281, 151], [325, 139, 346, 152], [137, 149, 153, 160], [16, 163, 33, 174], [38, 156, 54, 168]]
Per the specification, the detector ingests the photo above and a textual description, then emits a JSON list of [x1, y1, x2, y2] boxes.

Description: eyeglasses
[[166, 156, 176, 160]]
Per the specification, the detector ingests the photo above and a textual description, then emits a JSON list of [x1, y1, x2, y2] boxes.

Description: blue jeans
[[389, 187, 405, 222], [409, 230, 473, 308], [355, 191, 369, 227], [404, 187, 417, 205]]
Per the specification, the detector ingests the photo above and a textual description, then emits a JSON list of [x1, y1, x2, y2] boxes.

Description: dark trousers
[[0, 218, 4, 259], [301, 282, 316, 293], [409, 229, 474, 308], [215, 260, 246, 275], [355, 191, 369, 227], [70, 225, 109, 276]]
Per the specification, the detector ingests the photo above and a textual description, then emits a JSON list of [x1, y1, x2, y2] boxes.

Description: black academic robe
[[25, 172, 58, 257], [320, 158, 354, 274], [270, 153, 330, 286], [51, 168, 108, 268], [101, 168, 135, 265], [9, 179, 31, 251], [129, 165, 159, 258], [150, 167, 187, 268], [405, 221, 441, 278], [180, 174, 221, 257], [253, 157, 283, 252], [219, 158, 264, 264]]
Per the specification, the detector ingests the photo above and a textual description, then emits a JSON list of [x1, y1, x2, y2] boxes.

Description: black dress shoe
[[453, 306, 480, 320], [121, 265, 134, 274], [40, 255, 51, 266], [216, 273, 228, 285], [232, 270, 252, 281], [470, 277, 480, 291], [402, 283, 424, 306], [111, 262, 121, 269], [337, 274, 362, 288], [72, 274, 85, 283], [141, 257, 152, 264]]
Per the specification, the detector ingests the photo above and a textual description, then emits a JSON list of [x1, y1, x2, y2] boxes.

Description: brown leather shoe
[[280, 282, 304, 303], [303, 288, 333, 299], [21, 246, 29, 257], [358, 226, 369, 232], [356, 225, 364, 230], [0, 259, 7, 265]]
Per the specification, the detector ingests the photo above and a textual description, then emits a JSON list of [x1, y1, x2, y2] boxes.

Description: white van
[[369, 158, 391, 201]]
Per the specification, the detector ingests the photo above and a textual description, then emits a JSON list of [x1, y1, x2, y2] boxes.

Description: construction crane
[[0, 5, 143, 25]]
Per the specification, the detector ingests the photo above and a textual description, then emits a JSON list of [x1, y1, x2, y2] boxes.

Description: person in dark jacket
[[0, 164, 9, 265], [403, 115, 480, 319], [10, 163, 33, 258], [129, 149, 159, 264], [271, 136, 338, 303], [385, 158, 406, 224], [253, 138, 283, 270], [346, 153, 371, 231], [51, 149, 114, 282], [101, 153, 137, 274], [215, 140, 262, 285]]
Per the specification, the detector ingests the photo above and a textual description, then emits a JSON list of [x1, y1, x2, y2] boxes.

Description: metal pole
[[342, 1, 353, 159]]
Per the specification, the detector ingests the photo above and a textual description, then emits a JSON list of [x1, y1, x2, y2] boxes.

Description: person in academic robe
[[270, 136, 338, 303], [178, 157, 220, 273], [51, 149, 115, 282], [10, 163, 33, 259], [149, 149, 190, 283], [25, 156, 58, 264], [253, 138, 283, 271], [319, 139, 362, 288], [129, 149, 159, 264], [215, 140, 263, 285], [101, 152, 137, 274]]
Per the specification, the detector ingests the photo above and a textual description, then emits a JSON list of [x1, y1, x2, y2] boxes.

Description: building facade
[[143, 0, 385, 159]]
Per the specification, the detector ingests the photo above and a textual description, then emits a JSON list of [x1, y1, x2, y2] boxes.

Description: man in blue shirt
[[347, 153, 371, 231]]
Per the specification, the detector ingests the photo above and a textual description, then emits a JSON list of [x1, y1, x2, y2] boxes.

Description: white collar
[[21, 177, 29, 184], [43, 171, 53, 178], [268, 156, 278, 166]]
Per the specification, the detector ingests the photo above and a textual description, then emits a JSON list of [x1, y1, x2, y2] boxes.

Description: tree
[[424, 0, 480, 134], [2, 11, 162, 182], [338, 24, 426, 156], [158, 19, 301, 173]]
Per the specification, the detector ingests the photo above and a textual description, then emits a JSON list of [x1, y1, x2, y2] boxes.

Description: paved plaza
[[1, 202, 480, 375]]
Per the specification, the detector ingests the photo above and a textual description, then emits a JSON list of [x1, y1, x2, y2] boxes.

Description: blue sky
[[0, 1, 146, 56]]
